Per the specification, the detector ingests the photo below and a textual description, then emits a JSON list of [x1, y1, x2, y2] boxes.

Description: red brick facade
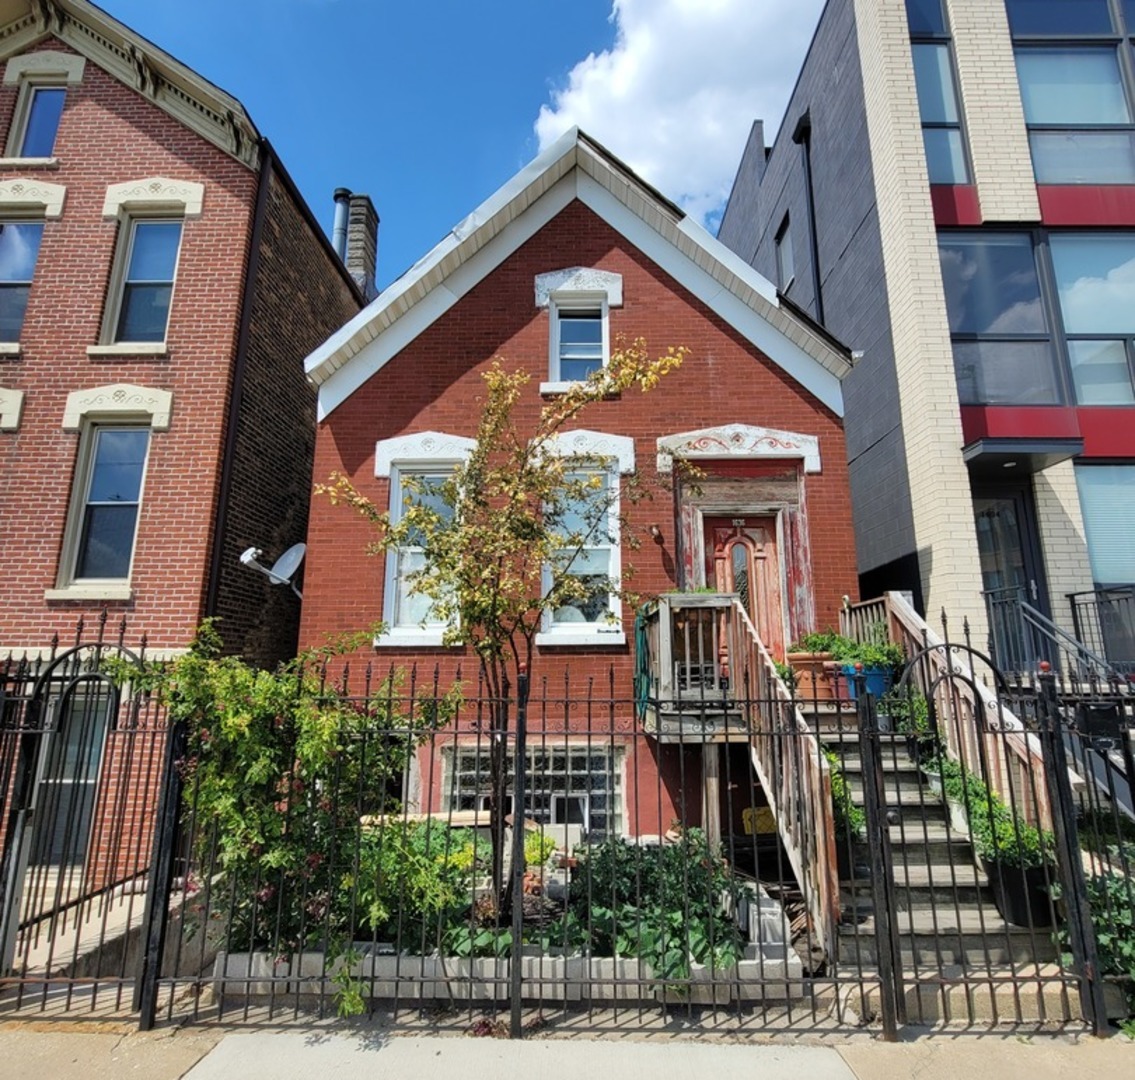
[[0, 37, 361, 663]]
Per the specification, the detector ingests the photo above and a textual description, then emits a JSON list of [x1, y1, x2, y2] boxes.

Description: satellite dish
[[237, 542, 305, 599]]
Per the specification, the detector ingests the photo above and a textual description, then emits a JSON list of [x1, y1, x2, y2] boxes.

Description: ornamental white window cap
[[4, 52, 86, 84], [62, 383, 173, 431], [535, 268, 623, 308], [656, 424, 821, 474], [374, 431, 476, 477], [542, 429, 635, 475], [0, 386, 24, 431], [102, 177, 205, 218], [0, 178, 66, 217]]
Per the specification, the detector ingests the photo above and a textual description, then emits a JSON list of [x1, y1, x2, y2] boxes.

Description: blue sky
[[99, 0, 824, 289]]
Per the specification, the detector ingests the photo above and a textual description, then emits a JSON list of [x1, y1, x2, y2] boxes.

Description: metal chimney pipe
[[332, 187, 351, 259]]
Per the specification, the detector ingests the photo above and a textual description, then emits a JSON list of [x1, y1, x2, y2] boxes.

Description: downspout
[[204, 139, 274, 619], [792, 111, 825, 326]]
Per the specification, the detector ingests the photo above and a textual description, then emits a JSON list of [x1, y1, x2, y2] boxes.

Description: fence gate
[[840, 642, 1118, 1036], [0, 630, 167, 1017]]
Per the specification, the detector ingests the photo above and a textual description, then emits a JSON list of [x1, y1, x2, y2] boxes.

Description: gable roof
[[0, 0, 260, 168], [305, 128, 854, 421]]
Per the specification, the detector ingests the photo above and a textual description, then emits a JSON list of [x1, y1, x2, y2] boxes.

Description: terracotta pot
[[786, 652, 836, 701]]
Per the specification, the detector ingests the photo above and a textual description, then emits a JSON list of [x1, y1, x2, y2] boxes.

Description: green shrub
[[524, 830, 558, 868], [823, 748, 866, 843], [879, 687, 931, 735]]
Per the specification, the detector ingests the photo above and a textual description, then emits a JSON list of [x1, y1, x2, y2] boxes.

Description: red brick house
[[300, 129, 859, 847], [0, 0, 364, 924]]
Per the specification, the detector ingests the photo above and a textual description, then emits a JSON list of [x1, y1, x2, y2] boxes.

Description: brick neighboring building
[[0, 0, 367, 666], [300, 129, 859, 839]]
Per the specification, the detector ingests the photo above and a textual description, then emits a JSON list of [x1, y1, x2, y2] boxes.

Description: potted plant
[[786, 630, 846, 701], [879, 686, 936, 759], [833, 638, 904, 701]]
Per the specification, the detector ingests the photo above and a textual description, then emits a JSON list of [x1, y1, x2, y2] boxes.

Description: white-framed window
[[537, 429, 634, 647], [47, 383, 172, 602], [374, 431, 475, 646], [0, 219, 44, 342], [3, 51, 85, 162], [445, 743, 624, 838], [534, 268, 623, 393]]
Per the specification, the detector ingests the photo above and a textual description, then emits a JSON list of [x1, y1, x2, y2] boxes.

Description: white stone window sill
[[536, 628, 626, 648], [87, 343, 168, 358], [374, 626, 455, 648], [0, 157, 59, 169], [0, 342, 20, 357], [539, 381, 583, 395], [45, 583, 134, 602]]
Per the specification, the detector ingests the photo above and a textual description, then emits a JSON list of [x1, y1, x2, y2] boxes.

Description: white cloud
[[534, 0, 826, 231]]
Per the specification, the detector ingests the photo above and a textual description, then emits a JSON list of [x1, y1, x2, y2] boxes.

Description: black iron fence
[[1070, 587, 1135, 680], [2, 615, 1133, 1038]]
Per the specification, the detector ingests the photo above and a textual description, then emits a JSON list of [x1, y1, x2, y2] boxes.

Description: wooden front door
[[703, 515, 785, 656]]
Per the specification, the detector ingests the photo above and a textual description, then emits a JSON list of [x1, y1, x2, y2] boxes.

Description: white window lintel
[[375, 430, 475, 477], [0, 386, 24, 430], [62, 383, 173, 431], [102, 177, 204, 219], [535, 268, 623, 308], [657, 424, 822, 474], [4, 51, 86, 85], [0, 177, 65, 217], [543, 429, 635, 474]]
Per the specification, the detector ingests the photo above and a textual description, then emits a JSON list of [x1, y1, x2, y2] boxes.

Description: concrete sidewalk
[[0, 1024, 1131, 1080]]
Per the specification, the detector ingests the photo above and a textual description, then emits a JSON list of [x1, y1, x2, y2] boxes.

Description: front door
[[703, 515, 784, 657], [973, 483, 1051, 670]]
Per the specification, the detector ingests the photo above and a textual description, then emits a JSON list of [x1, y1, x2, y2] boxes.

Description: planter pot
[[786, 652, 837, 701], [984, 859, 1056, 929], [840, 664, 893, 701], [905, 734, 939, 767]]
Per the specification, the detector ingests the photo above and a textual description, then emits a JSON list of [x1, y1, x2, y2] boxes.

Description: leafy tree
[[318, 340, 686, 911]]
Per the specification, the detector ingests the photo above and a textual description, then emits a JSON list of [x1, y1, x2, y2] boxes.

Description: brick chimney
[[345, 193, 379, 301]]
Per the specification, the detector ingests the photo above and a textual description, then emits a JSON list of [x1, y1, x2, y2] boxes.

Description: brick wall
[[300, 198, 858, 691], [0, 38, 257, 651], [208, 164, 362, 667]]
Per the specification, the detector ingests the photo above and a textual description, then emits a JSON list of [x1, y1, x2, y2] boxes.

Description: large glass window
[[907, 2, 969, 185], [1076, 464, 1135, 585], [549, 470, 616, 628], [389, 470, 453, 628], [1006, 0, 1115, 36], [74, 428, 150, 581], [0, 221, 44, 342], [14, 85, 65, 158], [1015, 47, 1135, 183], [939, 234, 1062, 404], [1050, 234, 1135, 403], [111, 220, 182, 343]]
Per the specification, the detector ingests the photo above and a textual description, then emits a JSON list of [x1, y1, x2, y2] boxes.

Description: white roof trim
[[657, 424, 821, 474], [374, 431, 476, 477], [544, 430, 635, 474], [306, 128, 850, 420]]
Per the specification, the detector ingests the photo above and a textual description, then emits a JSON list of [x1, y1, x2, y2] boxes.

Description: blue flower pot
[[840, 664, 893, 700]]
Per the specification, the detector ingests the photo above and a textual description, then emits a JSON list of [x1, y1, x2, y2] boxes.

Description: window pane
[[1127, 0, 1135, 33], [400, 473, 453, 545], [127, 222, 182, 280], [923, 127, 968, 183], [554, 548, 612, 624], [938, 235, 1045, 335], [905, 0, 945, 35], [1006, 0, 1114, 36], [1030, 130, 1135, 183], [0, 286, 29, 342], [116, 283, 172, 342], [556, 472, 609, 544], [20, 86, 65, 157], [1050, 234, 1135, 334], [913, 44, 959, 123], [87, 430, 148, 503], [394, 549, 436, 625], [0, 222, 44, 281], [1016, 49, 1130, 125], [76, 505, 139, 578], [1068, 340, 1135, 404], [952, 340, 1062, 404], [1076, 465, 1135, 584]]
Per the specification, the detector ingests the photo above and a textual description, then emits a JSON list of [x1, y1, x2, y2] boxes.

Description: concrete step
[[843, 861, 989, 905]]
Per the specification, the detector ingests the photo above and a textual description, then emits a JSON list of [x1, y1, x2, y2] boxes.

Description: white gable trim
[[657, 425, 822, 474], [375, 431, 476, 477], [544, 430, 635, 474]]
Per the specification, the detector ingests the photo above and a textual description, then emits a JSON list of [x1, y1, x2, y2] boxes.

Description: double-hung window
[[939, 233, 1062, 404], [109, 219, 182, 344], [3, 50, 84, 161], [1008, 0, 1135, 184], [535, 268, 623, 392], [0, 220, 44, 342], [906, 0, 969, 184]]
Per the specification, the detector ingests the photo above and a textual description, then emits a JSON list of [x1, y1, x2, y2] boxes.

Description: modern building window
[[775, 215, 795, 290], [938, 233, 1062, 404], [1005, 0, 1115, 37], [1049, 233, 1135, 404], [0, 221, 44, 342], [907, 0, 969, 184], [107, 219, 183, 344], [387, 468, 454, 629], [547, 469, 619, 631], [1013, 39, 1135, 183], [71, 427, 150, 581], [11, 84, 65, 158], [1075, 464, 1135, 586], [550, 300, 606, 382]]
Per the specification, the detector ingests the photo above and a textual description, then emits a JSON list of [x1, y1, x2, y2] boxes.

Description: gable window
[[0, 221, 44, 342], [14, 85, 65, 158], [108, 219, 182, 344], [534, 268, 623, 393], [775, 215, 794, 290], [3, 51, 84, 162]]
